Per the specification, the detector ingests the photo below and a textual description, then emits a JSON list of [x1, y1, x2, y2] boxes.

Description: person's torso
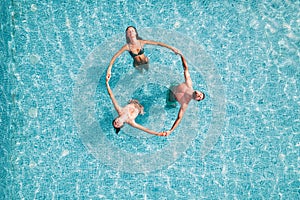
[[128, 41, 147, 63], [172, 83, 193, 105], [122, 104, 140, 122]]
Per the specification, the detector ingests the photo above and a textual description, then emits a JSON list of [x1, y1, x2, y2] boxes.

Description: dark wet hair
[[194, 91, 205, 101], [112, 119, 124, 135], [199, 92, 205, 101], [125, 26, 143, 43]]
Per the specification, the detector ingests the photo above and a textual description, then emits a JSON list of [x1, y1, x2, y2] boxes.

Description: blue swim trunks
[[166, 83, 178, 108]]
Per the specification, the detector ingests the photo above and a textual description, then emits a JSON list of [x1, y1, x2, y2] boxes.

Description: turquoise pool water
[[1, 0, 299, 199]]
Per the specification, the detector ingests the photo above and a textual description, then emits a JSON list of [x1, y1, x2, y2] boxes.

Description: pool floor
[[1, 0, 299, 199]]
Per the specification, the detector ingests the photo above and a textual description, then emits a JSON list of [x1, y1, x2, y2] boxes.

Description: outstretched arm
[[142, 40, 180, 54], [106, 45, 128, 79], [180, 54, 193, 88], [106, 77, 122, 114], [164, 105, 187, 136], [129, 121, 166, 136]]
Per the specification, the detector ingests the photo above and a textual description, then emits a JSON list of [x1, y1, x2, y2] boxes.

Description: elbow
[[177, 113, 183, 120], [178, 116, 183, 122]]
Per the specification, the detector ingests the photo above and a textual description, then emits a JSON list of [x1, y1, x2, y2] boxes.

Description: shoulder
[[139, 40, 147, 45], [127, 120, 136, 126], [177, 82, 189, 90], [122, 44, 129, 50], [180, 103, 188, 112], [140, 40, 157, 45]]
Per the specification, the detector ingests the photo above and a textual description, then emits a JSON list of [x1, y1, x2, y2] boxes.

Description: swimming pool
[[2, 0, 299, 199]]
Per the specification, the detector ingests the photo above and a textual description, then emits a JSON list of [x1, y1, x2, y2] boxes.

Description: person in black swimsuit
[[106, 26, 180, 77], [128, 44, 144, 58]]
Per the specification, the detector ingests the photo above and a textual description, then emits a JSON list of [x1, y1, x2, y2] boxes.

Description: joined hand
[[158, 131, 171, 137]]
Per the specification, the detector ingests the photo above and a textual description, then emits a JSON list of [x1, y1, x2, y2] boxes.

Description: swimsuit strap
[[128, 41, 145, 58], [127, 43, 132, 51], [128, 40, 143, 52]]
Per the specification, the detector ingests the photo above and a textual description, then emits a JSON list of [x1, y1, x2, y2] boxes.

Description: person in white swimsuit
[[106, 74, 166, 136]]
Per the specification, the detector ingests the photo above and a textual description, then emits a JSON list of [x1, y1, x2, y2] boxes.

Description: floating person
[[163, 53, 205, 136], [106, 26, 179, 77], [106, 74, 166, 136]]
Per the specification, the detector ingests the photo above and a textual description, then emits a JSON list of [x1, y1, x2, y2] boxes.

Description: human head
[[193, 90, 205, 101], [125, 26, 142, 43], [112, 117, 124, 134]]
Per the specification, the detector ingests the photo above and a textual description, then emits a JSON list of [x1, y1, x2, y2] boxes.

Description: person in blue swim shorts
[[163, 53, 205, 136]]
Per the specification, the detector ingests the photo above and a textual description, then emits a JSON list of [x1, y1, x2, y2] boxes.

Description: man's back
[[171, 82, 194, 106]]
